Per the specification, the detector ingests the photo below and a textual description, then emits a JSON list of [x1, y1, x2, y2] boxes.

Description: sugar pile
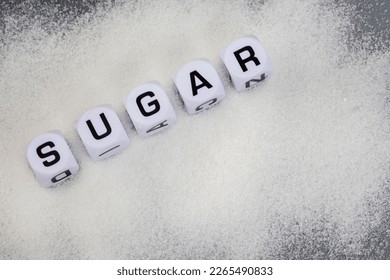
[[0, 0, 389, 259]]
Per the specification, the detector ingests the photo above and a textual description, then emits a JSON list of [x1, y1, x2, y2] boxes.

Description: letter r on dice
[[76, 105, 129, 160], [220, 35, 272, 91], [173, 58, 225, 114], [25, 131, 79, 187]]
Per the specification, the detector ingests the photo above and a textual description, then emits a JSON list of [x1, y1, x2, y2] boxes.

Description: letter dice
[[76, 105, 129, 160], [124, 81, 176, 137], [25, 131, 79, 187], [173, 58, 225, 114], [220, 35, 272, 91]]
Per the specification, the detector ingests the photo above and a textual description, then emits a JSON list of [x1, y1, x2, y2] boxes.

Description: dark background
[[1, 0, 388, 49]]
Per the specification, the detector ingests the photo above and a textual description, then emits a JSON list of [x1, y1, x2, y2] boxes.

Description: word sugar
[[25, 35, 272, 187]]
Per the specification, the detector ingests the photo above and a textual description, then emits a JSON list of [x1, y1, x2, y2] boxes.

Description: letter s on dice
[[25, 131, 79, 187]]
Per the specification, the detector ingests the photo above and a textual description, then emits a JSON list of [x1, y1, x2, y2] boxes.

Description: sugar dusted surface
[[0, 0, 389, 259]]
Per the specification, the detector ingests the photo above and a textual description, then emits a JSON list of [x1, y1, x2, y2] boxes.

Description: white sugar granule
[[0, 0, 389, 259]]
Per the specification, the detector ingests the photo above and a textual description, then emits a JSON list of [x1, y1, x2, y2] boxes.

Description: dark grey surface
[[1, 0, 388, 48]]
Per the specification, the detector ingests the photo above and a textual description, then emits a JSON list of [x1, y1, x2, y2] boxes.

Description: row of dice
[[25, 35, 272, 187]]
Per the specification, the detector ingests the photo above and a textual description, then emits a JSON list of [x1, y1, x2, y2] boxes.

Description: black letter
[[36, 141, 60, 167], [117, 267, 128, 276], [86, 113, 112, 140], [195, 98, 217, 112], [51, 169, 72, 183], [233, 46, 260, 72], [245, 73, 267, 88], [146, 120, 168, 133], [190, 70, 213, 96], [136, 91, 161, 117]]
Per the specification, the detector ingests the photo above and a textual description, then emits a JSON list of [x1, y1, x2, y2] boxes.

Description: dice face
[[220, 35, 272, 91], [76, 105, 129, 160], [124, 81, 176, 137], [25, 131, 79, 187], [173, 58, 225, 114]]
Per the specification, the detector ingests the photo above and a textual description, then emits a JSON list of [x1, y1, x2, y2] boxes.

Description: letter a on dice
[[173, 58, 225, 114], [124, 81, 176, 137], [76, 105, 129, 160], [220, 35, 272, 91], [25, 131, 79, 187]]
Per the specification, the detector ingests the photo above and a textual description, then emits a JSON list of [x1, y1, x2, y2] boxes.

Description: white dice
[[76, 105, 129, 160], [124, 81, 177, 137], [220, 35, 272, 91], [25, 131, 79, 187], [173, 58, 225, 114]]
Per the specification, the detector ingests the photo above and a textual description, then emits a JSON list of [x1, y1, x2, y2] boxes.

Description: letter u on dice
[[25, 35, 272, 187], [76, 104, 130, 161]]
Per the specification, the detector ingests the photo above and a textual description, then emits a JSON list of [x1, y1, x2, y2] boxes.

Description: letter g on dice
[[220, 35, 272, 91], [25, 131, 79, 187], [124, 81, 177, 137]]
